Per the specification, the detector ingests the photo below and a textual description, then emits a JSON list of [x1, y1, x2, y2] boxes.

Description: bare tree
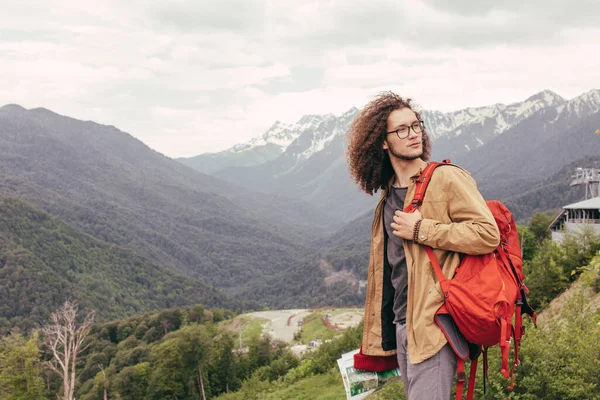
[[197, 365, 206, 400], [97, 364, 108, 400], [42, 300, 95, 400]]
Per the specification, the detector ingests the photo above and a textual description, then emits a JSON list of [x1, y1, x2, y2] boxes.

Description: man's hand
[[391, 210, 423, 240]]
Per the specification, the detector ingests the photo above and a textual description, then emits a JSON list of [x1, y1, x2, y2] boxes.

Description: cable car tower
[[570, 167, 600, 199]]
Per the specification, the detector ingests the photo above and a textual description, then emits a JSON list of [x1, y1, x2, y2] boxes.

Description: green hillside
[[215, 225, 600, 400], [1, 251, 598, 399], [0, 105, 331, 300], [0, 195, 228, 334], [219, 254, 600, 400]]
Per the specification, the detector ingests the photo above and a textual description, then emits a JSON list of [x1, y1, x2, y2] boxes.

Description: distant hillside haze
[[428, 90, 567, 161], [177, 111, 358, 174], [177, 119, 303, 174], [213, 108, 379, 220], [185, 90, 599, 221], [319, 154, 599, 256], [458, 91, 600, 201], [502, 154, 600, 222], [0, 104, 341, 299]]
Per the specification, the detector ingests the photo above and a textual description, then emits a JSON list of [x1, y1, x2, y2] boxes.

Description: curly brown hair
[[346, 91, 432, 195]]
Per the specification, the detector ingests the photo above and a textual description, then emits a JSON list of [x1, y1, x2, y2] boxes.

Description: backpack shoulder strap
[[403, 159, 452, 213]]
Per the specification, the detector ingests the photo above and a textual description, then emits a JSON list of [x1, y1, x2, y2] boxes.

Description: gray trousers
[[396, 323, 457, 400]]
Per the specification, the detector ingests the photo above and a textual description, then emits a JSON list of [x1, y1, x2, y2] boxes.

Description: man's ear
[[382, 139, 389, 150]]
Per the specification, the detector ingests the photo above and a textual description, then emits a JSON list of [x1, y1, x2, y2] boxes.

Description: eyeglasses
[[386, 120, 425, 139]]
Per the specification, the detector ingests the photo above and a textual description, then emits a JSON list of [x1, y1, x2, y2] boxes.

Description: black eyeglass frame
[[386, 120, 425, 139]]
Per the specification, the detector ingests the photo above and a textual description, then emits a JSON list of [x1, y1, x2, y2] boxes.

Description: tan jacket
[[361, 165, 500, 364]]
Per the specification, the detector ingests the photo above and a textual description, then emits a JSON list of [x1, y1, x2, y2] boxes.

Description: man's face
[[384, 108, 423, 161]]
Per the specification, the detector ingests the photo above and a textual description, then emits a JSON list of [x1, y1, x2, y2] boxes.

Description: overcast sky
[[2, 0, 599, 157]]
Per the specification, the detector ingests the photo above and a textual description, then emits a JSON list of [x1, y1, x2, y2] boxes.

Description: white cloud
[[1, 0, 599, 157]]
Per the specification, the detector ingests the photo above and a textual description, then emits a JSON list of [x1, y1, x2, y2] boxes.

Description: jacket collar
[[384, 163, 428, 192]]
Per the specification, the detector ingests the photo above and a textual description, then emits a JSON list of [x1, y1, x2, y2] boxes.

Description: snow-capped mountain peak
[[526, 89, 564, 105], [230, 120, 296, 154], [280, 107, 360, 163], [488, 90, 565, 134], [339, 106, 359, 119], [422, 89, 566, 142], [296, 114, 329, 131], [555, 89, 600, 118], [286, 115, 338, 161], [184, 89, 599, 177], [225, 89, 578, 162]]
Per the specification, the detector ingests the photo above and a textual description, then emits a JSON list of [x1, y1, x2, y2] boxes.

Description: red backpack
[[404, 160, 537, 400]]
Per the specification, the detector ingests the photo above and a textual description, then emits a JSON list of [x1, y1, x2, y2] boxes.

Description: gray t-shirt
[[383, 186, 408, 325]]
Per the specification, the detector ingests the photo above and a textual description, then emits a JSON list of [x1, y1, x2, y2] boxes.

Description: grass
[[366, 381, 406, 400], [222, 315, 268, 347], [297, 310, 337, 344], [296, 308, 363, 345], [215, 367, 405, 400], [213, 368, 346, 400], [262, 370, 346, 400], [326, 307, 364, 317]]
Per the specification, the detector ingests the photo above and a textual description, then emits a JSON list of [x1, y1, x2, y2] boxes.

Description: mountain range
[[0, 105, 346, 309], [180, 89, 600, 221], [179, 106, 374, 218], [2, 88, 599, 328]]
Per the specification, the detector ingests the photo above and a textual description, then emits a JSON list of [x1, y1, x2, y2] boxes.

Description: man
[[346, 92, 500, 400]]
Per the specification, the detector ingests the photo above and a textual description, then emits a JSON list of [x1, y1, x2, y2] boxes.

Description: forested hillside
[[1, 222, 599, 399], [0, 195, 227, 334], [1, 99, 599, 399], [232, 255, 365, 308], [218, 225, 600, 400], [0, 105, 339, 298], [2, 102, 598, 314]]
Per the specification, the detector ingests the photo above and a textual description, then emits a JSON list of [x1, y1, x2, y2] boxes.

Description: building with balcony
[[549, 197, 600, 242]]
